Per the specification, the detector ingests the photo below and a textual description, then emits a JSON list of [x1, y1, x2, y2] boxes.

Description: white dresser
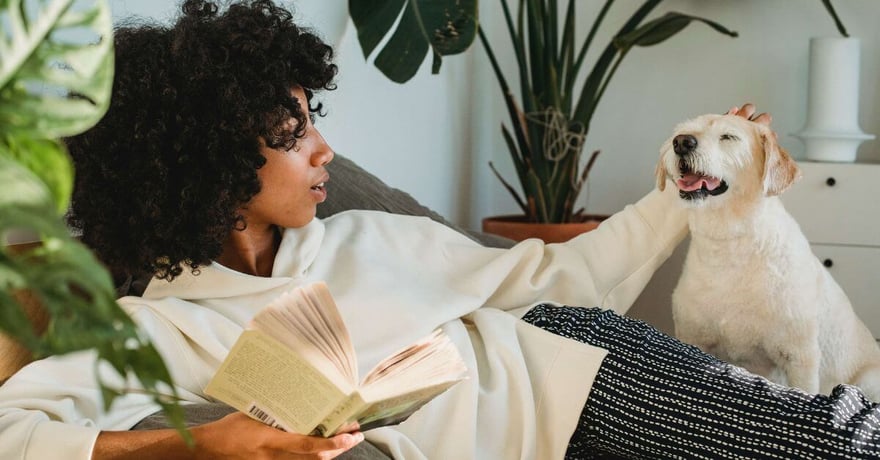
[[781, 161, 880, 338]]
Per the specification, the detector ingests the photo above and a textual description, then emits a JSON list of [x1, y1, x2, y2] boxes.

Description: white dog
[[657, 113, 880, 399]]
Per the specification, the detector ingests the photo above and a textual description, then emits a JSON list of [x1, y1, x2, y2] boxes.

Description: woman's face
[[242, 87, 334, 230]]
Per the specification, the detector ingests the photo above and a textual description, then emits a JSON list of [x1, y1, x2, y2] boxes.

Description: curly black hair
[[65, 0, 337, 283]]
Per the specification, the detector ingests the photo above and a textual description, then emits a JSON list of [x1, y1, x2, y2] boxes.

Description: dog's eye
[[720, 133, 739, 141]]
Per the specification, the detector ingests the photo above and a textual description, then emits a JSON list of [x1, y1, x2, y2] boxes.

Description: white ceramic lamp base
[[795, 37, 874, 162], [797, 132, 874, 163]]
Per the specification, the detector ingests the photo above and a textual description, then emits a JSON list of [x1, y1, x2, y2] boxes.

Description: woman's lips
[[311, 182, 327, 202]]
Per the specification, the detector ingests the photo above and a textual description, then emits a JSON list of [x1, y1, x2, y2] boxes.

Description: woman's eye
[[720, 133, 739, 141]]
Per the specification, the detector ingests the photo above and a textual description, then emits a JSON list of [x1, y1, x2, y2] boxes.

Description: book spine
[[312, 392, 366, 437]]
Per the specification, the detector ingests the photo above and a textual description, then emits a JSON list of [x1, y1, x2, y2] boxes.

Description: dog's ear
[[655, 142, 669, 191], [761, 129, 801, 196], [655, 162, 667, 191]]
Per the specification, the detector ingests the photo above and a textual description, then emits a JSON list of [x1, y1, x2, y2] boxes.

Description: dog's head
[[656, 114, 801, 207]]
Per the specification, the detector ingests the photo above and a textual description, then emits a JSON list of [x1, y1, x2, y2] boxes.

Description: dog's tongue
[[677, 173, 722, 192]]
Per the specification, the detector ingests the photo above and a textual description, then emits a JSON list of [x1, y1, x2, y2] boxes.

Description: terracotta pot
[[481, 214, 607, 244]]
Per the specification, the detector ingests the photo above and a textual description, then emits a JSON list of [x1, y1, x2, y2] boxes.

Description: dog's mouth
[[675, 160, 728, 200]]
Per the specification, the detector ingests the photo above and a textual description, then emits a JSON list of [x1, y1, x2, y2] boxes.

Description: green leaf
[[613, 12, 738, 52], [0, 0, 114, 140], [412, 0, 477, 56], [572, 0, 662, 137], [431, 50, 442, 74], [351, 0, 478, 82], [0, 152, 55, 212], [525, 170, 548, 222], [374, 1, 429, 83], [0, 136, 73, 214], [349, 0, 406, 58]]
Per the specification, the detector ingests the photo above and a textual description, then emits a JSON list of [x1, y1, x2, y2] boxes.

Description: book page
[[249, 282, 358, 384], [205, 330, 350, 434], [362, 329, 468, 390], [314, 329, 467, 436]]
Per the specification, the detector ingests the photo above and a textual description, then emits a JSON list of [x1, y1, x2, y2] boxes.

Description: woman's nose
[[312, 130, 334, 166], [321, 147, 334, 166]]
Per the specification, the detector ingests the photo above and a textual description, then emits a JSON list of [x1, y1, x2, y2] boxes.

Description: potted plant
[[474, 1, 738, 242], [0, 0, 185, 436], [350, 0, 737, 242]]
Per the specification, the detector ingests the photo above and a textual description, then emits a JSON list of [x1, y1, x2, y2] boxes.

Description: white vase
[[795, 37, 874, 162]]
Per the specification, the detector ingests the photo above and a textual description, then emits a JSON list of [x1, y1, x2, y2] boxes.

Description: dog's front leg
[[772, 338, 821, 394]]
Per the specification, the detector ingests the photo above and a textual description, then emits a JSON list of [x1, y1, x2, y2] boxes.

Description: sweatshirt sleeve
[[0, 413, 99, 460], [467, 186, 687, 314], [0, 348, 163, 460]]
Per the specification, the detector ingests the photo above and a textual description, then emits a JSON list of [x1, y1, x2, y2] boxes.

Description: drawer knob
[[823, 258, 834, 268], [826, 177, 836, 187]]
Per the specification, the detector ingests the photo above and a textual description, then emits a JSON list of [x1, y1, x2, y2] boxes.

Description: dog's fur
[[657, 113, 880, 399]]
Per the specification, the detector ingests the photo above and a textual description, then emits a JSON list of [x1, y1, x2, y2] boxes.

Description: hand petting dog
[[726, 103, 771, 125]]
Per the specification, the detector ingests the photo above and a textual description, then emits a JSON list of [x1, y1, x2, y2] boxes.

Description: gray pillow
[[320, 154, 515, 249]]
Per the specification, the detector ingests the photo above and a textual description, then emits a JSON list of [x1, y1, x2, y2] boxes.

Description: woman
[[1, 1, 879, 459]]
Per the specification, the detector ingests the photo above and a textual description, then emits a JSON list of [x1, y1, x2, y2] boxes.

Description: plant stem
[[821, 0, 849, 37]]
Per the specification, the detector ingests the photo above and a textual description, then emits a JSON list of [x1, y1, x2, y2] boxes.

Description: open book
[[205, 282, 468, 437]]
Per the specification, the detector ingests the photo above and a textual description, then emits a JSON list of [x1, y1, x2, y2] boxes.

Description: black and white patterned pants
[[521, 304, 880, 459]]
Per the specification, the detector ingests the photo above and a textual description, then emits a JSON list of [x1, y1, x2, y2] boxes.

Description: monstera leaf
[[0, 0, 113, 210], [0, 0, 186, 439], [349, 0, 478, 83], [0, 0, 114, 140]]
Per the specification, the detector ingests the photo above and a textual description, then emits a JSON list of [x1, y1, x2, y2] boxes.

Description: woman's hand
[[93, 412, 365, 460], [192, 413, 365, 459], [726, 103, 772, 125]]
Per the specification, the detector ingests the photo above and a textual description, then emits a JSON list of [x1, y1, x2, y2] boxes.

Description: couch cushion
[[320, 155, 514, 249]]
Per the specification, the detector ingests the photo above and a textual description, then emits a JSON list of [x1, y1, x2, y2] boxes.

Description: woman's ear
[[761, 127, 801, 196]]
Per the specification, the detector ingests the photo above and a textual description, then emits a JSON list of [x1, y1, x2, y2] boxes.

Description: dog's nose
[[673, 134, 698, 156]]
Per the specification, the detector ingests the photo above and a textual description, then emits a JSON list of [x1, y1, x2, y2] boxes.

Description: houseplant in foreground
[[0, 0, 185, 437]]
